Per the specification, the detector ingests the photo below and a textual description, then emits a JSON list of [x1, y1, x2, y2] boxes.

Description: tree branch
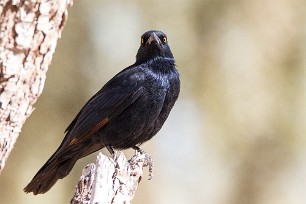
[[71, 150, 154, 204]]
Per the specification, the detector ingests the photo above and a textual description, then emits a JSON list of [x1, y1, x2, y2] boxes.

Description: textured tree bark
[[71, 150, 154, 204], [0, 0, 73, 174]]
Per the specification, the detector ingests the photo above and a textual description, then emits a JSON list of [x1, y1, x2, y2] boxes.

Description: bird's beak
[[147, 33, 161, 45]]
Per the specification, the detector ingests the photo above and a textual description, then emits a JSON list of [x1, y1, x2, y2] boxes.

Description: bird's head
[[136, 30, 174, 63]]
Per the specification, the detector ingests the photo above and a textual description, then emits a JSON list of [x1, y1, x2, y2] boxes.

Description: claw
[[131, 147, 154, 179]]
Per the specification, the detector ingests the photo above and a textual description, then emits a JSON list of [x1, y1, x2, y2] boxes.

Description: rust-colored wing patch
[[89, 117, 109, 134], [69, 117, 109, 146], [69, 138, 78, 146]]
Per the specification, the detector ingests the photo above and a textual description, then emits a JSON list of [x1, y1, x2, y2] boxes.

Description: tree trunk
[[0, 0, 73, 174]]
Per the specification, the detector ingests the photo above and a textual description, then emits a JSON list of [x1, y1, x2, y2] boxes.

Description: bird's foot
[[132, 146, 154, 180]]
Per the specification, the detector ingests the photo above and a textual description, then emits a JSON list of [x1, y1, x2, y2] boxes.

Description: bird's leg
[[132, 146, 141, 153], [132, 145, 146, 155], [106, 145, 116, 160], [97, 133, 116, 160]]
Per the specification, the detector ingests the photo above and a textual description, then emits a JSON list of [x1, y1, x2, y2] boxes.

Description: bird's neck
[[135, 56, 174, 65], [148, 56, 175, 65], [146, 57, 176, 73]]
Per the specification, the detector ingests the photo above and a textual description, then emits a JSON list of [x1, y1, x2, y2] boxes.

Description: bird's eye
[[141, 37, 144, 45], [162, 37, 167, 44]]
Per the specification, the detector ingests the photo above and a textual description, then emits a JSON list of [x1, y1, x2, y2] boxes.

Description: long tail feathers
[[24, 155, 79, 195]]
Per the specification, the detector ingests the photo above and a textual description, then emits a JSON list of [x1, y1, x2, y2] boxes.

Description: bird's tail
[[24, 153, 79, 195]]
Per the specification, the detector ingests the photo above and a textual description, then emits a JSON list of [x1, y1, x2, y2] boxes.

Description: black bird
[[24, 30, 180, 194]]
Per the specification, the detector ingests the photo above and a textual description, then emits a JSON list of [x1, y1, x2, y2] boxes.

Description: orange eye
[[163, 37, 167, 43], [141, 37, 144, 44]]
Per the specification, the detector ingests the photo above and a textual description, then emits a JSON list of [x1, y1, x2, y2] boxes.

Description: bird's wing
[[57, 67, 146, 153]]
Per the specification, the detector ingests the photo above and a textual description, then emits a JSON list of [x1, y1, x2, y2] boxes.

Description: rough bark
[[0, 0, 73, 174], [71, 150, 154, 204]]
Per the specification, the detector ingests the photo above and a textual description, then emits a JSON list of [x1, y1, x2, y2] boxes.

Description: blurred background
[[1, 0, 306, 203]]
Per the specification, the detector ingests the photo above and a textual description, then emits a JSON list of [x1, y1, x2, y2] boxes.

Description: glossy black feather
[[24, 30, 180, 194]]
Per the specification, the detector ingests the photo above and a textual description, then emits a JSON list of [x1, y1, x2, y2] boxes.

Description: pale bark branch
[[71, 150, 154, 204], [0, 0, 73, 174]]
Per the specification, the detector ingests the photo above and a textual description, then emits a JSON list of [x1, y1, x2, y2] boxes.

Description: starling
[[24, 30, 180, 194]]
